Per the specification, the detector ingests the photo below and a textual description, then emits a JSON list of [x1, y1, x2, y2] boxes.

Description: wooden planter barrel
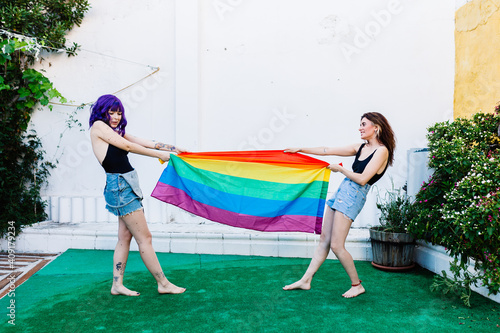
[[369, 228, 416, 271]]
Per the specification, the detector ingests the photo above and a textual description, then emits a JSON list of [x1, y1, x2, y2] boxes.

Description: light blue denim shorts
[[326, 178, 370, 221], [104, 170, 144, 217]]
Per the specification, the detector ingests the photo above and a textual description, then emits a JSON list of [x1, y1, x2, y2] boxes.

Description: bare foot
[[158, 281, 186, 294], [342, 284, 365, 298], [283, 279, 311, 291], [111, 285, 140, 296]]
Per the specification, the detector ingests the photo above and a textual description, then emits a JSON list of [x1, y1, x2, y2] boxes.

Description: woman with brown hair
[[283, 112, 395, 298]]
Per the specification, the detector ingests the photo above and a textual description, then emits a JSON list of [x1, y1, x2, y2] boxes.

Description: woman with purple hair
[[89, 94, 186, 296]]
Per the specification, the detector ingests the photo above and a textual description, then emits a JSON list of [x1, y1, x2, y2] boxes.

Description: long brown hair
[[361, 112, 396, 166]]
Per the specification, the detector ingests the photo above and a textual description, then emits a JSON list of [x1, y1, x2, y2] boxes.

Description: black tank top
[[101, 144, 134, 174], [352, 143, 387, 185]]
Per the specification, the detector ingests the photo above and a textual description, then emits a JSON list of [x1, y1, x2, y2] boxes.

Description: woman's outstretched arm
[[91, 121, 172, 161], [285, 143, 361, 156], [123, 133, 186, 153]]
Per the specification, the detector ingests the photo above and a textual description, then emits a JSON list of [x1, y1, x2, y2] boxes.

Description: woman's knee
[[118, 228, 133, 243], [330, 241, 345, 255], [135, 230, 153, 246], [318, 233, 331, 249]]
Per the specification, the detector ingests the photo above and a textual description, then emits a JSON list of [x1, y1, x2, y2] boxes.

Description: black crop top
[[101, 144, 134, 174], [352, 143, 387, 185]]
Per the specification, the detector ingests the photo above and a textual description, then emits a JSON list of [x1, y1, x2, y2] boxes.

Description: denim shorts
[[326, 178, 370, 222], [104, 170, 144, 217]]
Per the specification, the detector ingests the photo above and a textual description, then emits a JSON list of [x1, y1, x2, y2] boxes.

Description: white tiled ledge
[[0, 221, 372, 260], [43, 196, 220, 224], [415, 240, 500, 304]]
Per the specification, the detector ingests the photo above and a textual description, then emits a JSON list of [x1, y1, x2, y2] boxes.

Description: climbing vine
[[0, 0, 90, 236]]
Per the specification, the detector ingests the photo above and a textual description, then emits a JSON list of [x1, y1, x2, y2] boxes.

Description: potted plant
[[370, 188, 418, 271]]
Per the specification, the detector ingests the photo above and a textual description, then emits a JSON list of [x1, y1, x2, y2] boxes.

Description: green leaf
[[1, 42, 15, 54], [40, 97, 49, 106], [18, 87, 31, 98]]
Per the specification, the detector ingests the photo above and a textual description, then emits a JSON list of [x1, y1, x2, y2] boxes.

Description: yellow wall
[[454, 0, 500, 118]]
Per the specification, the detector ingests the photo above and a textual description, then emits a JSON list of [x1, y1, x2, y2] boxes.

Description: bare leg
[[119, 209, 186, 294], [330, 212, 365, 298], [283, 208, 335, 290], [111, 218, 140, 296]]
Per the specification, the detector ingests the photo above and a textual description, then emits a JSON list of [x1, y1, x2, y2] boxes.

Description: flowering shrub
[[408, 106, 500, 304]]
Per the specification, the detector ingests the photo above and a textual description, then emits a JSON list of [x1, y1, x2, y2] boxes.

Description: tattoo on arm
[[154, 142, 176, 151]]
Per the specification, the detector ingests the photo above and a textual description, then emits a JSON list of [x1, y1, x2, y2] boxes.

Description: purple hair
[[89, 94, 127, 136]]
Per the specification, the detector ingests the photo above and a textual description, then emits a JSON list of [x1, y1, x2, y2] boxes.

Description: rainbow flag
[[151, 150, 331, 234]]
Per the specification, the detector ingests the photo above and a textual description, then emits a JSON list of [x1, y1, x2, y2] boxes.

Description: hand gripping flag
[[151, 150, 331, 234]]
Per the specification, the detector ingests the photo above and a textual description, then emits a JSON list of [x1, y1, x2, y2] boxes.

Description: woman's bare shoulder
[[90, 120, 108, 130], [376, 145, 389, 154], [90, 121, 111, 136], [373, 145, 389, 159]]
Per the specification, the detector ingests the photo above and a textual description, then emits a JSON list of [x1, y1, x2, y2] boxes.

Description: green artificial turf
[[1, 249, 499, 332]]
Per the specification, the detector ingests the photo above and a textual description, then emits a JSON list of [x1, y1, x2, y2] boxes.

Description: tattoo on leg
[[113, 276, 119, 282], [116, 262, 127, 275], [116, 262, 122, 271]]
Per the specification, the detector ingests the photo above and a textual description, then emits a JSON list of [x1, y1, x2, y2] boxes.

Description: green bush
[[408, 107, 500, 304], [0, 1, 90, 237]]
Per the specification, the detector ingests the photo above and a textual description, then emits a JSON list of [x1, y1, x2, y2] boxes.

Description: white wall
[[31, 0, 176, 196], [29, 0, 455, 227]]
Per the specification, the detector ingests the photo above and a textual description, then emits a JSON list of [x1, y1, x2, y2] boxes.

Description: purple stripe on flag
[[152, 182, 323, 234]]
